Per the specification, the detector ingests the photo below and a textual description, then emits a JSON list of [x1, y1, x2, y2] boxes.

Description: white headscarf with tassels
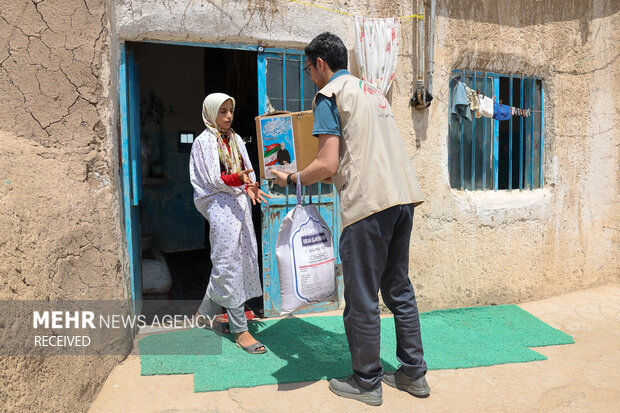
[[202, 93, 242, 175]]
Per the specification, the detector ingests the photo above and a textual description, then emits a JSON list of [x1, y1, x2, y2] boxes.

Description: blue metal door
[[257, 49, 343, 317], [119, 44, 143, 316]]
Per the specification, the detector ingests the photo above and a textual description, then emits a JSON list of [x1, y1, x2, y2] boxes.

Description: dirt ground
[[90, 283, 620, 412]]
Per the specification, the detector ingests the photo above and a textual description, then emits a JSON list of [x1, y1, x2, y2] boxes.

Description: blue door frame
[[118, 40, 342, 317], [119, 43, 142, 316], [255, 48, 343, 316]]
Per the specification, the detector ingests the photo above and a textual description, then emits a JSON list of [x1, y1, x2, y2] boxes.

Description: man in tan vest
[[272, 32, 429, 406]]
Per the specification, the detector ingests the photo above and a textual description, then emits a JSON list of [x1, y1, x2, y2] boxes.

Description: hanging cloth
[[451, 81, 472, 121], [479, 96, 494, 118], [492, 102, 512, 120], [353, 16, 399, 95], [464, 84, 481, 118]]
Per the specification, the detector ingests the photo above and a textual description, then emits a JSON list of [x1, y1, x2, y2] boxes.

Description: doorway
[[125, 41, 263, 316], [119, 41, 342, 319]]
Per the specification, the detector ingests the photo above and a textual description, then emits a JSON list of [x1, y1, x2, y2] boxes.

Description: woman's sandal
[[236, 340, 267, 354]]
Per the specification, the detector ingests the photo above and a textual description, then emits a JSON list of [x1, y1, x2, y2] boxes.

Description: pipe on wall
[[412, 0, 436, 109], [428, 0, 436, 94], [417, 0, 424, 85]]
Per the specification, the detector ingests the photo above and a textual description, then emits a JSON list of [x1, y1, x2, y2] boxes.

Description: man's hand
[[237, 169, 254, 185], [271, 134, 338, 187], [246, 184, 271, 205], [271, 170, 291, 187]]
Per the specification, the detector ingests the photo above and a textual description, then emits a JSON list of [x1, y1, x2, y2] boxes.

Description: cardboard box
[[255, 111, 317, 179]]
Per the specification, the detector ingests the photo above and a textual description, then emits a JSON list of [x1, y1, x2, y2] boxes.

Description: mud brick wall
[[0, 1, 128, 411]]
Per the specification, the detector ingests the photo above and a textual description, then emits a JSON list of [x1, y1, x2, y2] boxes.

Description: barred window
[[449, 71, 544, 190]]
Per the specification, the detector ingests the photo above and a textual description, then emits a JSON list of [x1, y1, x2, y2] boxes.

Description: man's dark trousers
[[339, 203, 427, 390]]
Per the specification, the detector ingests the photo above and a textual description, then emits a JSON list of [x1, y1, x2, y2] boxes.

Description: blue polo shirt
[[312, 69, 350, 137]]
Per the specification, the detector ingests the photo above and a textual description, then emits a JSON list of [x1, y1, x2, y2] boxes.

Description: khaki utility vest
[[314, 74, 424, 228]]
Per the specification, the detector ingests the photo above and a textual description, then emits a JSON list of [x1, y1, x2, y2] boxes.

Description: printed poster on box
[[259, 116, 297, 179]]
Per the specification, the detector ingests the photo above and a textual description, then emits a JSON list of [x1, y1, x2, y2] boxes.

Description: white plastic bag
[[276, 178, 337, 314]]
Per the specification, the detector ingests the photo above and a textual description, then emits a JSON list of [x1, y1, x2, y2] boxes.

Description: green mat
[[138, 305, 573, 392]]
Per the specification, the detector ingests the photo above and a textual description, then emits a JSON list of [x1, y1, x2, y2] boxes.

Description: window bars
[[448, 70, 544, 191], [259, 51, 317, 115]]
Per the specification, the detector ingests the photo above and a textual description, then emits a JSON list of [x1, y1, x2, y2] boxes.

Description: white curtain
[[353, 16, 399, 95]]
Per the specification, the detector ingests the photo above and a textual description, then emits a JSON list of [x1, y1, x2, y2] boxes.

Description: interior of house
[[128, 41, 264, 317]]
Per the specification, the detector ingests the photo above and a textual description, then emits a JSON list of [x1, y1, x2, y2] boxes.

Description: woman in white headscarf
[[189, 93, 270, 354]]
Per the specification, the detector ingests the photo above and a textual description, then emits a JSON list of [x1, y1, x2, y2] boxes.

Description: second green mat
[[138, 304, 574, 392]]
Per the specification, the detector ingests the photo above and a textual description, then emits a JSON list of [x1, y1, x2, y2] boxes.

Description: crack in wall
[[551, 52, 620, 76], [1, 2, 108, 148], [30, 0, 55, 34], [0, 63, 27, 106], [82, 0, 92, 16], [58, 66, 99, 105]]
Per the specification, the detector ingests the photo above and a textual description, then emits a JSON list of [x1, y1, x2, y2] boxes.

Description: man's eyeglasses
[[303, 61, 315, 76]]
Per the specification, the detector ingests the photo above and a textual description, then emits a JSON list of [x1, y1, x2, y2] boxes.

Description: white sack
[[142, 250, 172, 295], [276, 180, 337, 314]]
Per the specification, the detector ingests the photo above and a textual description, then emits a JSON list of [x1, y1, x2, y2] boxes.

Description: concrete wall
[[0, 0, 128, 411], [410, 0, 620, 309]]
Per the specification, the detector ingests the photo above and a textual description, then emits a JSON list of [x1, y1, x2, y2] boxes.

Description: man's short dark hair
[[304, 32, 348, 72]]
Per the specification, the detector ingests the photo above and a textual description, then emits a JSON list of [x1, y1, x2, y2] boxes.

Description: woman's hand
[[237, 169, 254, 185], [246, 184, 271, 205]]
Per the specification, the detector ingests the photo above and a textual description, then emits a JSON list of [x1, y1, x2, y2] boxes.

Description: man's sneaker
[[382, 367, 430, 398], [328, 375, 383, 406]]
